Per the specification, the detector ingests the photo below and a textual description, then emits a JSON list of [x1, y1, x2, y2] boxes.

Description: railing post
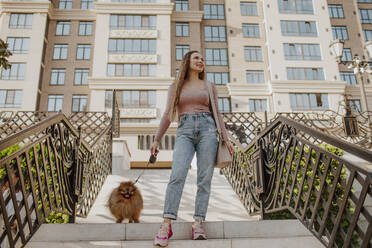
[[69, 126, 81, 223], [253, 139, 266, 219]]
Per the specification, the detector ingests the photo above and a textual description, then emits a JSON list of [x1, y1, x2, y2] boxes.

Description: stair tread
[[27, 236, 323, 248]]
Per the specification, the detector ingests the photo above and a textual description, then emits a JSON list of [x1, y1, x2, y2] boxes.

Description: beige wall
[[0, 1, 50, 111]]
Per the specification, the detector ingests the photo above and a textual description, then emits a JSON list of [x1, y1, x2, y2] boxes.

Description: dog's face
[[117, 181, 138, 200]]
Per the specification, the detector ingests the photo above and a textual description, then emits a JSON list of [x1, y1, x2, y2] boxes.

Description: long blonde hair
[[169, 50, 206, 121]]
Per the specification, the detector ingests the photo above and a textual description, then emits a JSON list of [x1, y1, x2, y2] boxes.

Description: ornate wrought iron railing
[[222, 115, 372, 247], [0, 111, 114, 247]]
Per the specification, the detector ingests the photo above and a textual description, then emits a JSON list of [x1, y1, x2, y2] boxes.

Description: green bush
[[265, 144, 358, 246], [1, 143, 69, 224]]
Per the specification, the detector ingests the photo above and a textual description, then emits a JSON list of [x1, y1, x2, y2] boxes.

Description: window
[[50, 69, 66, 85], [280, 21, 317, 36], [76, 44, 91, 59], [59, 0, 72, 9], [6, 37, 30, 53], [74, 69, 89, 85], [53, 44, 68, 60], [206, 72, 229, 85], [176, 45, 189, 60], [108, 39, 156, 54], [138, 135, 175, 151], [175, 0, 188, 11], [121, 90, 156, 108], [176, 23, 189, 36], [48, 95, 63, 111], [56, 21, 70, 35], [246, 70, 264, 83], [348, 99, 361, 112], [363, 30, 372, 41], [204, 4, 225, 19], [278, 0, 314, 14], [110, 15, 156, 30], [290, 93, 329, 110], [81, 0, 94, 9], [240, 2, 258, 16], [244, 46, 263, 61], [332, 26, 348, 40], [341, 48, 352, 62], [359, 9, 372, 23], [204, 26, 226, 42], [105, 90, 113, 107], [340, 72, 357, 85], [287, 68, 324, 80], [72, 95, 88, 112], [1, 63, 26, 80], [79, 22, 93, 35], [283, 43, 321, 60], [175, 69, 179, 78], [218, 98, 230, 113], [205, 48, 228, 65], [249, 99, 267, 112], [328, 5, 344, 18], [107, 64, 156, 77], [358, 0, 372, 3], [242, 24, 260, 38], [0, 90, 22, 108], [9, 14, 32, 29]]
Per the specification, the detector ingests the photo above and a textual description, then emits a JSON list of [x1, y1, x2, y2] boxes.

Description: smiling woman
[[150, 51, 233, 247]]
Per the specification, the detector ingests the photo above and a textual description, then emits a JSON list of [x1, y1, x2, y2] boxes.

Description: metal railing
[[0, 97, 120, 248], [222, 115, 372, 247]]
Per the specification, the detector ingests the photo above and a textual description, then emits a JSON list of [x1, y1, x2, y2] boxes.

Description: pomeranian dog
[[108, 181, 143, 223]]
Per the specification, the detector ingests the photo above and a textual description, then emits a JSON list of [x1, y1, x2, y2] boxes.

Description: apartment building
[[328, 0, 372, 111], [1, 0, 371, 169], [0, 0, 50, 111], [262, 0, 345, 113], [38, 0, 96, 113]]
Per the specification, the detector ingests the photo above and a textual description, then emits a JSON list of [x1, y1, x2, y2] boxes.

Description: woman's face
[[189, 52, 204, 73]]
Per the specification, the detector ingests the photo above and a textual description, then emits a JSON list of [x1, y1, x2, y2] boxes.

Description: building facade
[[1, 0, 371, 168]]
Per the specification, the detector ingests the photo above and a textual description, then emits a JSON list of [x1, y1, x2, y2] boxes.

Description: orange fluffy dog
[[108, 181, 143, 223]]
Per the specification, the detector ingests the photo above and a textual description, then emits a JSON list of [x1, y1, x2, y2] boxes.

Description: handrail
[[0, 111, 113, 248], [0, 113, 92, 152], [243, 116, 372, 163], [222, 115, 372, 247]]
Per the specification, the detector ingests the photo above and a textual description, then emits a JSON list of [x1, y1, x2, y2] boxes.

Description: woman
[[151, 50, 233, 247]]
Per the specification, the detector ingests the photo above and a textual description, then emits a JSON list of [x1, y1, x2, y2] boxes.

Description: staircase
[[26, 170, 322, 248], [27, 220, 323, 247]]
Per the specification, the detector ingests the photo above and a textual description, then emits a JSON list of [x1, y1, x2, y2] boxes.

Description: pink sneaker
[[192, 220, 207, 240], [154, 222, 173, 247]]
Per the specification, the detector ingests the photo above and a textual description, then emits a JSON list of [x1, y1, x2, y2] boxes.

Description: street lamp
[[329, 39, 371, 113], [330, 40, 372, 139]]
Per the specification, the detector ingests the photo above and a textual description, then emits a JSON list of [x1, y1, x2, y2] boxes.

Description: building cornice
[[94, 2, 173, 15], [49, 9, 96, 20], [89, 77, 175, 89], [228, 83, 271, 96], [270, 80, 346, 93], [0, 1, 51, 13], [171, 11, 203, 23], [120, 124, 177, 134]]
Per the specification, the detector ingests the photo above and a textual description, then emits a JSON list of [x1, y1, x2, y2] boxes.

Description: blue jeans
[[163, 112, 218, 221]]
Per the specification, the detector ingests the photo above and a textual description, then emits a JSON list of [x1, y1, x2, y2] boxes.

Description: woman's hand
[[150, 141, 160, 156]]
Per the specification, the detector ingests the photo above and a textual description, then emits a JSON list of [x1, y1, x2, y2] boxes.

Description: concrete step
[[27, 220, 323, 247], [27, 237, 323, 248]]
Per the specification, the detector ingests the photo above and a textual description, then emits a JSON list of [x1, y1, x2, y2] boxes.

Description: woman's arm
[[154, 83, 176, 143]]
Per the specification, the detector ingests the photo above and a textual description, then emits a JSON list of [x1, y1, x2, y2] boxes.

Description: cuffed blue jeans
[[163, 112, 218, 221]]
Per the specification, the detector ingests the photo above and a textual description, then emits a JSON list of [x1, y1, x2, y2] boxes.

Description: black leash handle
[[134, 154, 157, 184]]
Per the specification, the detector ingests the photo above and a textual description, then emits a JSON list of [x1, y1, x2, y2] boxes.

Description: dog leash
[[134, 154, 157, 185]]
